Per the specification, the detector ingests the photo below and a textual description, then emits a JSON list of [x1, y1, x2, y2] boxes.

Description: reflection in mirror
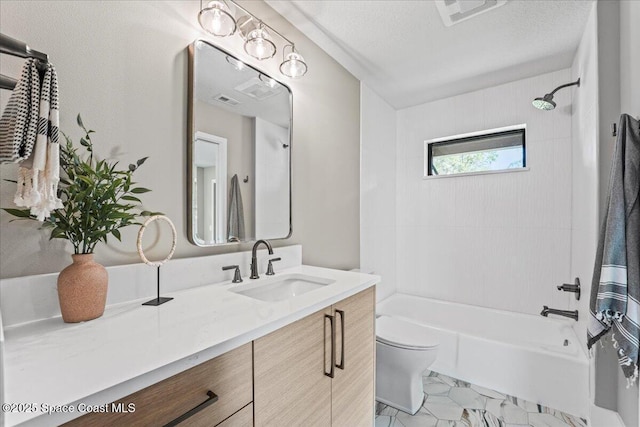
[[188, 40, 292, 246], [193, 132, 227, 245]]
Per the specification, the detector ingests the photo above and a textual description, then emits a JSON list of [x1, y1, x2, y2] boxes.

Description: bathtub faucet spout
[[540, 306, 579, 321]]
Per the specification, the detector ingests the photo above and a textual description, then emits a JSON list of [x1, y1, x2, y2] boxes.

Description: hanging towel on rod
[[227, 174, 245, 242], [14, 62, 63, 220], [588, 114, 640, 384], [0, 58, 40, 164]]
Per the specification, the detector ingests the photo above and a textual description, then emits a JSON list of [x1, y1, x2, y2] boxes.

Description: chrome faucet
[[540, 306, 579, 321], [250, 240, 273, 279]]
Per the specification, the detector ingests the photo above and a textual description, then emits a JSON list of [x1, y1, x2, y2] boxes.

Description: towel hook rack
[[0, 33, 49, 91]]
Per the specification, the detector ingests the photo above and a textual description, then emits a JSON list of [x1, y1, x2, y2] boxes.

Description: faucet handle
[[222, 265, 243, 283], [266, 257, 281, 276], [556, 277, 581, 300]]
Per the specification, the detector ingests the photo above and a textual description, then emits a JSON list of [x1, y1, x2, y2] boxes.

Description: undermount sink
[[230, 273, 336, 302]]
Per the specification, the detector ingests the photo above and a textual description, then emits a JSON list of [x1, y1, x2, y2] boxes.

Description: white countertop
[[2, 265, 379, 426]]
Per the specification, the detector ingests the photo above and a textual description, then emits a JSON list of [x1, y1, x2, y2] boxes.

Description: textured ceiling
[[266, 0, 595, 109]]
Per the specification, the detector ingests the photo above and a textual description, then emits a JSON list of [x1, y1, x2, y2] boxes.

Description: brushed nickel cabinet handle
[[163, 390, 218, 427], [324, 314, 335, 378], [335, 309, 345, 370]]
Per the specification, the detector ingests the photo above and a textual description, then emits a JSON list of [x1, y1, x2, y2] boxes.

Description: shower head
[[532, 94, 556, 111], [532, 78, 580, 111]]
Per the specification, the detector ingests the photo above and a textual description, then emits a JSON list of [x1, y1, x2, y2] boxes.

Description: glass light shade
[[226, 56, 246, 71], [259, 74, 277, 88], [244, 28, 276, 60], [199, 1, 236, 37], [280, 51, 308, 78]]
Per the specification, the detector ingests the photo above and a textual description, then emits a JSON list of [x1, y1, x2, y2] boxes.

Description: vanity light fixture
[[259, 74, 277, 88], [244, 25, 276, 60], [198, 0, 308, 78], [198, 1, 237, 37], [225, 55, 246, 71], [280, 45, 307, 78]]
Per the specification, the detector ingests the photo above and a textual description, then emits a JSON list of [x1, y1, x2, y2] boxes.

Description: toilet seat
[[376, 316, 439, 350]]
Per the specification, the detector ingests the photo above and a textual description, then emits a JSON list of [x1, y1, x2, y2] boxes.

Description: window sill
[[423, 166, 530, 180]]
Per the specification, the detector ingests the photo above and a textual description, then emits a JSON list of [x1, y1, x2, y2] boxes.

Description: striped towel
[[13, 62, 63, 221], [0, 58, 40, 163], [588, 114, 640, 384]]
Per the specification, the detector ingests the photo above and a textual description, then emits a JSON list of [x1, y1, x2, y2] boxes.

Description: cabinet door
[[254, 308, 333, 426], [332, 287, 376, 427], [216, 403, 253, 427]]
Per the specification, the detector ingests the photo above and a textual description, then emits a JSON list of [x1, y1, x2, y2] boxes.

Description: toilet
[[375, 315, 440, 414]]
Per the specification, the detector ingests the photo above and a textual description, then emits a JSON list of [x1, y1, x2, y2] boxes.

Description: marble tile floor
[[375, 371, 588, 427]]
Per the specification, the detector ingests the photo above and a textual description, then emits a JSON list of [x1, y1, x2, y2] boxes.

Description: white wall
[[395, 69, 574, 316], [195, 100, 255, 239], [360, 84, 397, 302], [254, 117, 290, 239], [570, 0, 599, 362], [617, 2, 640, 425], [0, 0, 360, 278], [620, 0, 640, 117], [621, 2, 640, 426], [568, 4, 623, 416], [576, 2, 640, 422]]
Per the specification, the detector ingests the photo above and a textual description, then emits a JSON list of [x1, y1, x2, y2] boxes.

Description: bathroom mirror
[[188, 40, 292, 246]]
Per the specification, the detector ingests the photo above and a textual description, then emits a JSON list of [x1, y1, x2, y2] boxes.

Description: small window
[[425, 125, 526, 177]]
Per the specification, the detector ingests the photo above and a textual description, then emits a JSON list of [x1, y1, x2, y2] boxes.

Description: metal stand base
[[142, 297, 173, 306], [142, 267, 173, 306]]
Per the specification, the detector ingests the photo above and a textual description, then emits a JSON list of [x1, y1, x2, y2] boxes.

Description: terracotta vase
[[57, 254, 108, 323]]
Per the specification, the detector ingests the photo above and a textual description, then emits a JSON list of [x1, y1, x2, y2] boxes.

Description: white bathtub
[[377, 293, 590, 418]]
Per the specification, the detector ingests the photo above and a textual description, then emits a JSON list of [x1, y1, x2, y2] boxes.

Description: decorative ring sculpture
[[136, 215, 177, 267]]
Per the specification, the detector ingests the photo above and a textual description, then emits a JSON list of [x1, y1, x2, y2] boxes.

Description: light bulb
[[211, 11, 222, 33], [244, 27, 276, 60], [280, 50, 307, 78], [198, 1, 236, 37]]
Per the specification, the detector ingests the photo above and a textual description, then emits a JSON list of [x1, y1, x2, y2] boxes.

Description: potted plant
[[4, 115, 160, 323]]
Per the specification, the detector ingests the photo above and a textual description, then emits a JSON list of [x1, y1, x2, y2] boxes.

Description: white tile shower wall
[[0, 245, 302, 327], [569, 2, 598, 356], [395, 69, 574, 315], [360, 84, 398, 302]]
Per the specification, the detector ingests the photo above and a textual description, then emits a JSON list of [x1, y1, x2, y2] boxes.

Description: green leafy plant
[[3, 114, 161, 254]]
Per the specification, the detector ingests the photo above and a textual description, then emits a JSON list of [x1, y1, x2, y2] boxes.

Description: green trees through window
[[427, 127, 525, 177]]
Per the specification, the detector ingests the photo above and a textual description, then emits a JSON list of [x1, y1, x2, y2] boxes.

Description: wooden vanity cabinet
[[62, 287, 375, 427], [254, 287, 376, 426], [331, 287, 376, 426], [63, 343, 253, 427], [254, 307, 333, 426]]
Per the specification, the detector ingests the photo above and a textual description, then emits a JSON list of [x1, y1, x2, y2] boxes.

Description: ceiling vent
[[234, 77, 281, 101], [435, 0, 508, 26], [212, 93, 240, 106]]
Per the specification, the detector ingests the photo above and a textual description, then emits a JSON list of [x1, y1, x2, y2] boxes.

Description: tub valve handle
[[557, 278, 580, 300]]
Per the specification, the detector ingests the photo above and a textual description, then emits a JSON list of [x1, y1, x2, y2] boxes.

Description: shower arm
[[549, 78, 581, 96]]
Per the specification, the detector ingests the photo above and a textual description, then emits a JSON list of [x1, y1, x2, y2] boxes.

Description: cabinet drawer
[[64, 343, 252, 426], [216, 403, 253, 427]]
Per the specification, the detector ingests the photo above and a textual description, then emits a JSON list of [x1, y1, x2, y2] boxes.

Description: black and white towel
[[0, 58, 40, 164], [588, 114, 640, 384], [4, 60, 63, 221]]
